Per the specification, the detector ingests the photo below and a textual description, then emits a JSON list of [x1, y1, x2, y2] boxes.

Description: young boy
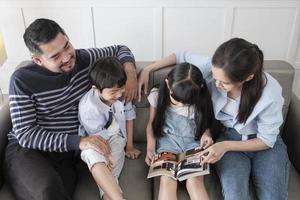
[[78, 57, 141, 200]]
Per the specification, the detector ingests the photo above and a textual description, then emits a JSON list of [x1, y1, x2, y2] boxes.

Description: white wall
[[0, 0, 300, 96]]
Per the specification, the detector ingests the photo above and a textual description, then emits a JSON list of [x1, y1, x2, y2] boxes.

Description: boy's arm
[[125, 119, 141, 159], [123, 102, 140, 159]]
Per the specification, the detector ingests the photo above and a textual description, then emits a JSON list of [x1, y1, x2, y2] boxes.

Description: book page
[[178, 146, 203, 162], [176, 147, 210, 181], [147, 152, 178, 180]]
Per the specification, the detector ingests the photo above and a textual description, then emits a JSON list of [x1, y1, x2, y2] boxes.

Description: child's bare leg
[[186, 176, 209, 200], [158, 176, 177, 200], [91, 163, 123, 200]]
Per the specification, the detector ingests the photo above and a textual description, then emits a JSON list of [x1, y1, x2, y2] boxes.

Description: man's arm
[[123, 62, 137, 102], [9, 93, 80, 152], [86, 45, 137, 101]]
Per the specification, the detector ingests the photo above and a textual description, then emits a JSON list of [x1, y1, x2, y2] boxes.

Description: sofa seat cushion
[[152, 164, 300, 200], [0, 143, 150, 200], [74, 142, 150, 200]]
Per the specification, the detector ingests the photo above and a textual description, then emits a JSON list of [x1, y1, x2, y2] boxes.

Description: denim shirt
[[176, 51, 284, 147], [78, 89, 136, 140]]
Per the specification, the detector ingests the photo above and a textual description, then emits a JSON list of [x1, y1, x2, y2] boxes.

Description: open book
[[147, 147, 210, 181]]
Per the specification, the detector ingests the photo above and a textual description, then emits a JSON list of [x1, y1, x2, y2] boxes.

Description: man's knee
[[34, 176, 70, 200]]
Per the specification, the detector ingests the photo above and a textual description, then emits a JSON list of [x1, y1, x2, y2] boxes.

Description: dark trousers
[[4, 143, 80, 200]]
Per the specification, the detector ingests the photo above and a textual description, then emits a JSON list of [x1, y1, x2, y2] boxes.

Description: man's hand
[[125, 146, 141, 159], [123, 62, 138, 102], [107, 154, 116, 171], [79, 135, 111, 156], [138, 67, 151, 102]]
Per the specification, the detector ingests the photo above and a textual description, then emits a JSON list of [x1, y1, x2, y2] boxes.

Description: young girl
[[145, 63, 214, 200], [139, 38, 290, 200]]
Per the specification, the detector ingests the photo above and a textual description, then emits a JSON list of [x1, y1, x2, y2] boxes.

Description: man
[[4, 18, 138, 200]]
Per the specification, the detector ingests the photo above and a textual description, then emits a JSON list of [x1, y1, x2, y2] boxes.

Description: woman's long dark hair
[[152, 63, 214, 140], [212, 38, 266, 123]]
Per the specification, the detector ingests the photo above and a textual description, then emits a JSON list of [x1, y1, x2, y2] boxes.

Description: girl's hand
[[200, 131, 214, 149], [125, 146, 141, 159], [145, 148, 155, 166], [200, 142, 227, 164]]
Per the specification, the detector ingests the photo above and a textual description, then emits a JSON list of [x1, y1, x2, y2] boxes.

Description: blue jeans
[[215, 128, 290, 200]]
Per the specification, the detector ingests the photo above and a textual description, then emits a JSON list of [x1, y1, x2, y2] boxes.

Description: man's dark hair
[[23, 18, 66, 55], [89, 57, 127, 91]]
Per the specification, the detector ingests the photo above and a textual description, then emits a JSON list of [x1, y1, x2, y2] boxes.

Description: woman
[[138, 38, 290, 200]]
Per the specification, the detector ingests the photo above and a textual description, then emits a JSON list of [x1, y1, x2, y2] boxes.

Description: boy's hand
[[125, 146, 141, 159], [200, 132, 214, 149], [145, 149, 155, 166]]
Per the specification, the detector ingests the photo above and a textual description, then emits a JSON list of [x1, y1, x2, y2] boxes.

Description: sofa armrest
[[283, 93, 300, 174], [0, 95, 11, 187]]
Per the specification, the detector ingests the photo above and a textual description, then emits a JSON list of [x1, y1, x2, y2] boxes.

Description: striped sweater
[[8, 45, 135, 152]]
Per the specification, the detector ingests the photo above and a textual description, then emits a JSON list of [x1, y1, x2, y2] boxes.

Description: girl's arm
[[145, 105, 157, 165], [138, 54, 176, 101]]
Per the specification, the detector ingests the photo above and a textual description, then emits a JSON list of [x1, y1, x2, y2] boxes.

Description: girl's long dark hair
[[212, 38, 266, 123], [152, 63, 214, 140]]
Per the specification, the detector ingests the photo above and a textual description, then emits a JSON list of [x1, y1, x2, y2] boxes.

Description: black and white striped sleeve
[[86, 45, 135, 66], [8, 75, 80, 152]]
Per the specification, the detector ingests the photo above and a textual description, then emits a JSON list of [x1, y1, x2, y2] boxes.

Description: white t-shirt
[[106, 117, 120, 136], [147, 88, 195, 119], [222, 97, 239, 117]]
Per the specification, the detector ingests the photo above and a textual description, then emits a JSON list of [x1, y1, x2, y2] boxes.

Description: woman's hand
[[200, 142, 227, 164]]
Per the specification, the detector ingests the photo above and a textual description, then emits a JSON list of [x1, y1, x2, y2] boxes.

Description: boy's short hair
[[89, 57, 127, 91], [23, 18, 66, 55]]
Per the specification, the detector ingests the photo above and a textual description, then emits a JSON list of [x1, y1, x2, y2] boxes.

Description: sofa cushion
[[73, 142, 151, 200], [119, 142, 152, 200], [0, 95, 11, 187], [151, 164, 300, 200]]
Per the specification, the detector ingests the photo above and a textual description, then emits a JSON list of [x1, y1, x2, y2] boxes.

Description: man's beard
[[59, 54, 75, 74]]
